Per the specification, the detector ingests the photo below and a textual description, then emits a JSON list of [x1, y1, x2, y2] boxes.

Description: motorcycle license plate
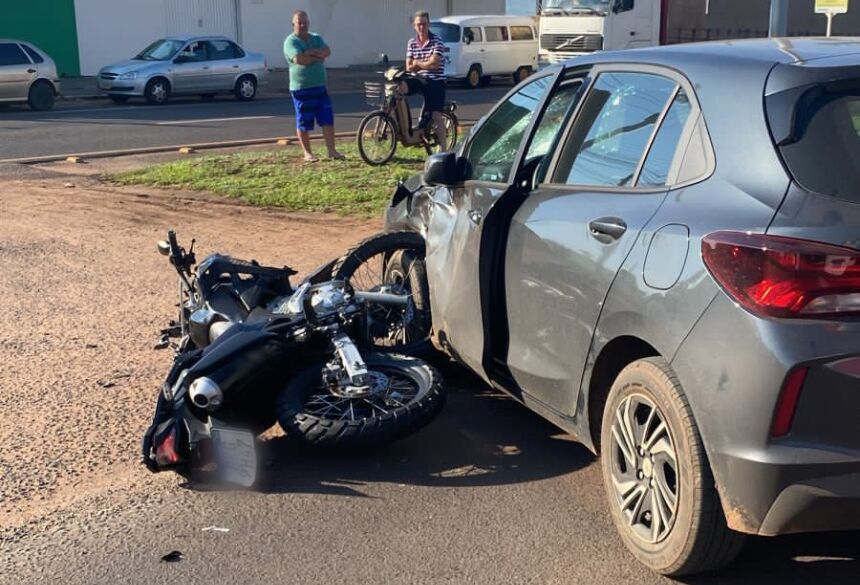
[[211, 427, 257, 487]]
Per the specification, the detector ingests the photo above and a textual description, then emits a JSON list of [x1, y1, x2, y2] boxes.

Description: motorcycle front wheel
[[277, 353, 445, 448], [357, 111, 397, 165], [333, 231, 432, 355]]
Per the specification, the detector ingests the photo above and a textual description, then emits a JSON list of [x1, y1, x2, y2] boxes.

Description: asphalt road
[[4, 362, 858, 585], [0, 86, 508, 162]]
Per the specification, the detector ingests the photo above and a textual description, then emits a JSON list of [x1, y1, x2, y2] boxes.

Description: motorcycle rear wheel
[[333, 231, 432, 355], [277, 353, 445, 448]]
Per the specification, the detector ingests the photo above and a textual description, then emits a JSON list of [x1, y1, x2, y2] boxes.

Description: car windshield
[[430, 23, 461, 43], [779, 89, 860, 204], [542, 0, 609, 15], [134, 39, 185, 61]]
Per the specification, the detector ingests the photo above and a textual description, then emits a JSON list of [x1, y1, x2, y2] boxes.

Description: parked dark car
[[97, 36, 267, 105], [385, 38, 860, 575], [0, 39, 59, 110]]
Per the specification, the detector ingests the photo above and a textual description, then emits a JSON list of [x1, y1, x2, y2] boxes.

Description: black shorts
[[404, 77, 446, 113]]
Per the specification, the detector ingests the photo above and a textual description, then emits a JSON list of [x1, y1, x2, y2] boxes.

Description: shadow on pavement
[[684, 530, 860, 584], [257, 358, 595, 498]]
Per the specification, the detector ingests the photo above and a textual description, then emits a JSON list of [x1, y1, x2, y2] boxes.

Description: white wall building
[[73, 0, 506, 75]]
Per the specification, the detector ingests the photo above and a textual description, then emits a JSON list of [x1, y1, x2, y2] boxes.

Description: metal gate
[[165, 0, 239, 40]]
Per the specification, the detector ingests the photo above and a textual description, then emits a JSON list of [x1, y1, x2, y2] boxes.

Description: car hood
[[100, 59, 165, 75]]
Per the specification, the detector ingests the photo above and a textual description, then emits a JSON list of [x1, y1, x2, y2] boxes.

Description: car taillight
[[771, 366, 809, 437], [701, 231, 860, 318]]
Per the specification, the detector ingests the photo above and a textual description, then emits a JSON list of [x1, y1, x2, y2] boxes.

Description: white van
[[430, 15, 539, 89]]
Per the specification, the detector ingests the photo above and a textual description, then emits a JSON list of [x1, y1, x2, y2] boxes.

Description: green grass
[[109, 143, 426, 215]]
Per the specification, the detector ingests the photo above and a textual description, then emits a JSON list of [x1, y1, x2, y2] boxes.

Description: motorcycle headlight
[[119, 71, 138, 80]]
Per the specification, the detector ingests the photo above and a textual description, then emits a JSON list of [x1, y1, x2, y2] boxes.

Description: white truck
[[537, 0, 859, 67]]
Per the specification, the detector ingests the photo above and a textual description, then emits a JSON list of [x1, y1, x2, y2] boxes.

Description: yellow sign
[[815, 0, 849, 14]]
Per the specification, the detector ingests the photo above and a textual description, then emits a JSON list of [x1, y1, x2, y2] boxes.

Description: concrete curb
[[6, 125, 474, 165]]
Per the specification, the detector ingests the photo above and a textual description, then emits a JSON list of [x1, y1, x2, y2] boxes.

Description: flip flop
[[303, 154, 319, 163], [328, 152, 346, 161]]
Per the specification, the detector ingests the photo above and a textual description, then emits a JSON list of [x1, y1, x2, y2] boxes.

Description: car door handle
[[27, 68, 36, 73], [468, 209, 483, 225], [588, 217, 627, 242]]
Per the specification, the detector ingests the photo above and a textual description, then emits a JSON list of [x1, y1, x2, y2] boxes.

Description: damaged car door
[[424, 69, 583, 381]]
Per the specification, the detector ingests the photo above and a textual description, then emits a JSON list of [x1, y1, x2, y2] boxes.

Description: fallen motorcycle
[[142, 230, 440, 486]]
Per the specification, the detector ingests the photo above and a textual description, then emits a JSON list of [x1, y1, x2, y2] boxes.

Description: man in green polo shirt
[[284, 10, 344, 162]]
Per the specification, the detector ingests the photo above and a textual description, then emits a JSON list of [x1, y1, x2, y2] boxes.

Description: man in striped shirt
[[405, 10, 447, 148]]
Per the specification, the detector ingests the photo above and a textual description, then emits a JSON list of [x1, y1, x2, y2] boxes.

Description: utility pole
[[769, 0, 790, 37]]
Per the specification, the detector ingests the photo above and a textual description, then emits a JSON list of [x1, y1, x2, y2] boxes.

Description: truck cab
[[538, 0, 662, 67]]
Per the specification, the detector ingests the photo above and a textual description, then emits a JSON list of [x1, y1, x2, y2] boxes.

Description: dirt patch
[[0, 176, 381, 534]]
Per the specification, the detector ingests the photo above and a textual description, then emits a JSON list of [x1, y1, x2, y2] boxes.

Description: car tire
[[27, 81, 55, 111], [513, 66, 532, 85], [599, 357, 745, 576], [234, 75, 257, 101], [144, 78, 170, 105], [109, 95, 130, 104], [466, 65, 482, 89]]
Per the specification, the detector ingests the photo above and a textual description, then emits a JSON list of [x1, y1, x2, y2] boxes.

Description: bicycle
[[357, 67, 459, 165]]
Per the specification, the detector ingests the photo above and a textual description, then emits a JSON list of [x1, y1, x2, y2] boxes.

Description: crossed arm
[[293, 46, 330, 65], [406, 52, 442, 73]]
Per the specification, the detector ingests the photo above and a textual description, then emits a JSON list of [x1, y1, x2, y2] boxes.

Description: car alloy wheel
[[239, 79, 255, 99], [608, 393, 679, 544]]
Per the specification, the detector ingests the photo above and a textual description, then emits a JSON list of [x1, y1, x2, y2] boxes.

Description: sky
[[507, 0, 536, 14]]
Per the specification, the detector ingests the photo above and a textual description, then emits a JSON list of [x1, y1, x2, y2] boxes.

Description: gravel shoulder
[[0, 175, 380, 538]]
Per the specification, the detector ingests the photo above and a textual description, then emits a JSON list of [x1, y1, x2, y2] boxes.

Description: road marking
[[156, 115, 275, 125]]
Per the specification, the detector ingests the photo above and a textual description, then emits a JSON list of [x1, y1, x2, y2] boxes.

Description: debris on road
[[160, 550, 185, 563]]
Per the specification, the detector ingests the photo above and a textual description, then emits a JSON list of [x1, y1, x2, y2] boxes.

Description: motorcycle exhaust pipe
[[188, 376, 223, 410], [354, 290, 410, 307]]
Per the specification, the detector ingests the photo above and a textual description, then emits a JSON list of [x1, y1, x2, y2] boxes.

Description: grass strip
[[109, 143, 426, 215]]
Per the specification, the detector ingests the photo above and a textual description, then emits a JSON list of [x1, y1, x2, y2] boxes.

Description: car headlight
[[119, 72, 138, 80]]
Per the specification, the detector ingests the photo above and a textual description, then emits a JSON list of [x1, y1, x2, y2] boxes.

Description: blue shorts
[[290, 86, 334, 131]]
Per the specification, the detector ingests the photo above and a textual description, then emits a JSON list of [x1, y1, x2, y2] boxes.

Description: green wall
[[0, 0, 80, 76]]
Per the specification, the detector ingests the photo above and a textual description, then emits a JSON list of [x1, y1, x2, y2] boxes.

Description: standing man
[[284, 9, 344, 162], [405, 10, 447, 149]]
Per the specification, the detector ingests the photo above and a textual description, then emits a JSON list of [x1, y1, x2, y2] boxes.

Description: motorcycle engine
[[309, 282, 349, 318]]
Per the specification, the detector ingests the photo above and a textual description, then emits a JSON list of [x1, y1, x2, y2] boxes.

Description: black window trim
[[541, 62, 712, 193]]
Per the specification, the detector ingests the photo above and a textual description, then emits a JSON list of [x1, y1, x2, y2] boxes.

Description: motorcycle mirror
[[157, 240, 171, 256]]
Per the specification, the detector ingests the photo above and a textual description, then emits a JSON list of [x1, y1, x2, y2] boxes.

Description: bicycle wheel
[[357, 112, 397, 165]]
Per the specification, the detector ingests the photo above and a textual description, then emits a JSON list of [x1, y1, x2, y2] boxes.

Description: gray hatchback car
[[0, 39, 59, 111], [98, 36, 267, 104], [385, 38, 860, 575]]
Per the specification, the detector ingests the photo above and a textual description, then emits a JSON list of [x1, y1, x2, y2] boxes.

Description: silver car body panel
[[0, 40, 59, 103]]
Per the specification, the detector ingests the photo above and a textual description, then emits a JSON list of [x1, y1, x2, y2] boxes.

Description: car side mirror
[[424, 151, 466, 186], [157, 240, 171, 256], [174, 56, 186, 64]]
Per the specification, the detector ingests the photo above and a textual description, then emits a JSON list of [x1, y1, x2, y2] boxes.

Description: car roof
[[565, 37, 860, 71], [161, 35, 235, 43], [433, 15, 536, 27]]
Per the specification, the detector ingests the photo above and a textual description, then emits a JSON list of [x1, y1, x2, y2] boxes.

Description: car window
[[180, 42, 209, 62], [526, 81, 583, 161], [464, 27, 482, 43], [465, 75, 554, 182], [209, 40, 239, 60], [485, 27, 509, 42], [510, 26, 534, 41], [779, 92, 860, 204], [431, 23, 460, 43], [21, 44, 44, 64], [0, 42, 30, 66], [553, 72, 677, 187], [637, 90, 692, 187], [135, 39, 184, 61]]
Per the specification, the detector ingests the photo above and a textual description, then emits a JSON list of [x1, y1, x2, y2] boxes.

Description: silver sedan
[[98, 36, 268, 105]]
